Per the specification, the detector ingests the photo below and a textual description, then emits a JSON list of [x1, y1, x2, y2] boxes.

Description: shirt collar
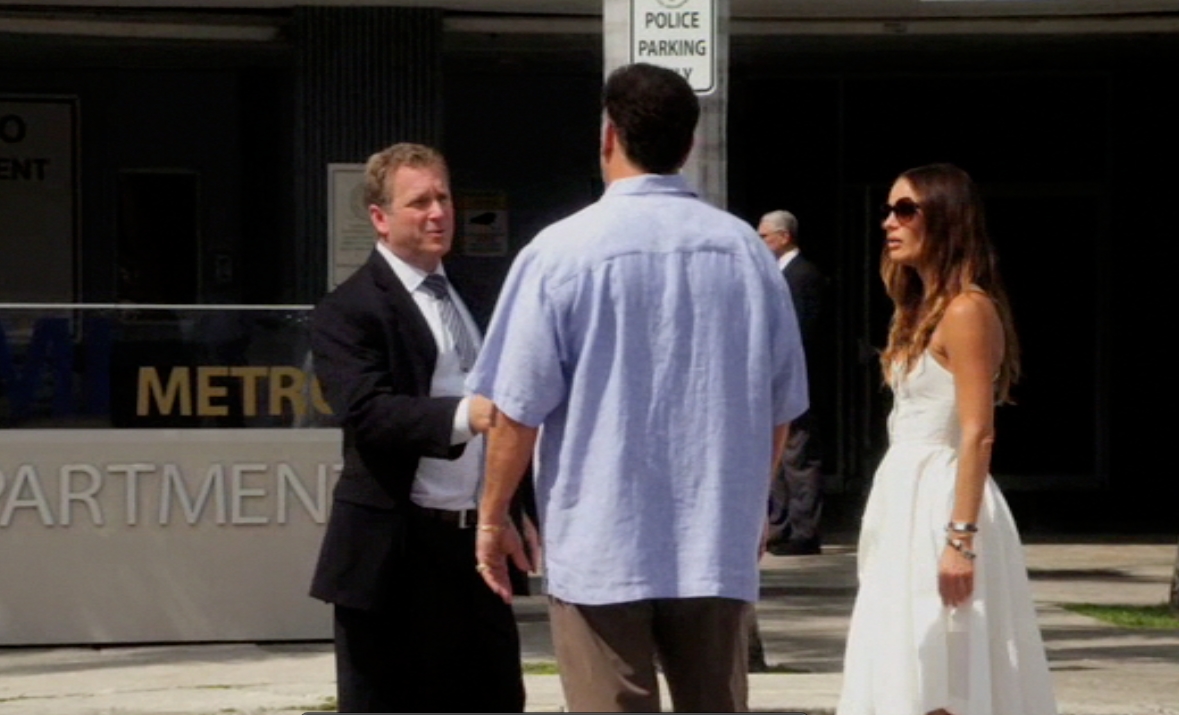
[[375, 241, 446, 294], [777, 247, 800, 272], [602, 173, 696, 199]]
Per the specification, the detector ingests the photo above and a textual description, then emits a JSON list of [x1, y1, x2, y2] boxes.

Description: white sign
[[630, 0, 716, 94], [327, 163, 371, 291], [0, 429, 342, 645], [459, 190, 510, 257], [0, 97, 77, 302]]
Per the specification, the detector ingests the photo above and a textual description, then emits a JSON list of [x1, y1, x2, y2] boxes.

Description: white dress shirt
[[777, 247, 800, 273], [375, 241, 483, 511]]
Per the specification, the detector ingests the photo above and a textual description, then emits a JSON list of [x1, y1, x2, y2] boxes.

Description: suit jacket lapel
[[366, 250, 438, 387]]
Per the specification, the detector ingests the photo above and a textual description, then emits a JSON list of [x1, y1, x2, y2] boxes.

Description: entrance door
[[116, 170, 200, 305], [984, 186, 1107, 489], [839, 184, 893, 503]]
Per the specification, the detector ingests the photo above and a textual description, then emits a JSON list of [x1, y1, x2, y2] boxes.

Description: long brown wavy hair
[[880, 163, 1021, 403]]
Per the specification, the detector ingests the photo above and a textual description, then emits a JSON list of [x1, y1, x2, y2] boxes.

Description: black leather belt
[[414, 505, 478, 529]]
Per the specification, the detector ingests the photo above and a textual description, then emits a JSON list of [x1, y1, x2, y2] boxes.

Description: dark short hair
[[602, 63, 699, 174]]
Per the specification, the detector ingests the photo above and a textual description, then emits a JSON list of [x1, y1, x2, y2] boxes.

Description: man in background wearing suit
[[308, 143, 526, 713], [758, 209, 827, 556]]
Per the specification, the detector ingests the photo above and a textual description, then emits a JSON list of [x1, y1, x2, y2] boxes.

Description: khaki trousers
[[549, 595, 750, 713]]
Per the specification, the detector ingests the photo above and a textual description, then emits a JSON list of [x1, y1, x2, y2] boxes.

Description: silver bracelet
[[947, 537, 977, 560], [946, 521, 979, 534]]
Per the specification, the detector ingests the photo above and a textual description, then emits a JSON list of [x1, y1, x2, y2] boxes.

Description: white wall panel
[[0, 429, 341, 645]]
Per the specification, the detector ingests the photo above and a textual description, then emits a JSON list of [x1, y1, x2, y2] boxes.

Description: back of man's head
[[603, 63, 699, 175]]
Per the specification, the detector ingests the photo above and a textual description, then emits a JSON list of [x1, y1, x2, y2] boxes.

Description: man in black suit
[[758, 210, 827, 556], [308, 142, 527, 713]]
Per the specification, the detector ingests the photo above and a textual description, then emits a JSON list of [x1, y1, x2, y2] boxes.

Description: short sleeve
[[466, 246, 568, 427]]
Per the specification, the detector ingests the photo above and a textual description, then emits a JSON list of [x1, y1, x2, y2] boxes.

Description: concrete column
[[603, 0, 730, 209], [291, 7, 443, 302]]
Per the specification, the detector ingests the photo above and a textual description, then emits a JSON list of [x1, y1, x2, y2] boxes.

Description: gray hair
[[759, 210, 798, 238]]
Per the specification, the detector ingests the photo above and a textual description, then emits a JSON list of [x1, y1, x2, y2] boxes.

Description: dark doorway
[[985, 189, 1106, 488], [116, 170, 200, 305], [731, 55, 1115, 519], [843, 184, 1106, 496]]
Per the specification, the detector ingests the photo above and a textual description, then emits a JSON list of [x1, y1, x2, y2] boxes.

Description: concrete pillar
[[603, 0, 730, 209], [290, 7, 443, 302]]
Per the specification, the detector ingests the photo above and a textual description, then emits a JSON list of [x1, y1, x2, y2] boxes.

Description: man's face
[[370, 163, 454, 272], [758, 222, 791, 258]]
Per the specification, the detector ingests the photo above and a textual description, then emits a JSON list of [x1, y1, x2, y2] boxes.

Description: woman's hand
[[939, 539, 976, 607]]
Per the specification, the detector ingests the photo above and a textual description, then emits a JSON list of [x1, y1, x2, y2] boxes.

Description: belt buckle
[[457, 509, 474, 529]]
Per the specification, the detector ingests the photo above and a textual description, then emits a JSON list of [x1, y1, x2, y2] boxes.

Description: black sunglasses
[[880, 198, 921, 221]]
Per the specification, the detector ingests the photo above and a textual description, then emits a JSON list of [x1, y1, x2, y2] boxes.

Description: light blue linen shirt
[[468, 174, 808, 605]]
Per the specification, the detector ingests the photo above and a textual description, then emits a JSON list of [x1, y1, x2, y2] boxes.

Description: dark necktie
[[421, 273, 478, 372]]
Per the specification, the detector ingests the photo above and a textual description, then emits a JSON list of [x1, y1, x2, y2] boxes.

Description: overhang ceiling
[[2, 0, 1179, 19]]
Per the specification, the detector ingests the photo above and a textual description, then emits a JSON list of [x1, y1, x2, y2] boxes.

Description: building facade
[[3, 0, 1176, 539]]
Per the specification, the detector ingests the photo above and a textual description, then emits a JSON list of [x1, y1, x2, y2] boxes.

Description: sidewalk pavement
[[1, 539, 1176, 714]]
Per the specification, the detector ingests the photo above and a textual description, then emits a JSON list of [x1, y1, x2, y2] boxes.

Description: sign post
[[605, 0, 728, 208], [631, 0, 716, 94]]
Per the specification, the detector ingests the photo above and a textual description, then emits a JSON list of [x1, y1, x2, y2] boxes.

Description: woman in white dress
[[837, 163, 1058, 715]]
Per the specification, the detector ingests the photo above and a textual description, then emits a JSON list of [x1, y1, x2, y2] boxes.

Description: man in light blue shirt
[[469, 63, 808, 713]]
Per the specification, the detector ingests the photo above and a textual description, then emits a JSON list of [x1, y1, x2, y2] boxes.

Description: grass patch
[[1062, 603, 1179, 629]]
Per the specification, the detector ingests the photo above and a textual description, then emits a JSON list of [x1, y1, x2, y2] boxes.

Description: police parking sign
[[630, 0, 716, 94]]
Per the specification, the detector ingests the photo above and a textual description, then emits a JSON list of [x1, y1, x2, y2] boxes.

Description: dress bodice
[[887, 351, 960, 449]]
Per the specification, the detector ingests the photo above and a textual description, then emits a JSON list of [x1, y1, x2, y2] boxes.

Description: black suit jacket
[[309, 250, 534, 611], [782, 252, 824, 357], [783, 252, 828, 423], [309, 250, 473, 611]]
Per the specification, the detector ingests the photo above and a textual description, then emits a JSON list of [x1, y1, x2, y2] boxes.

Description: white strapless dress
[[837, 352, 1058, 715]]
